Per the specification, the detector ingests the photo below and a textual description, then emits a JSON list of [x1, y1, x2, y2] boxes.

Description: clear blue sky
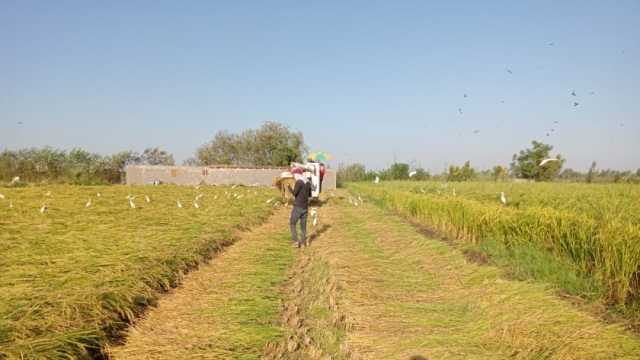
[[2, 1, 639, 172]]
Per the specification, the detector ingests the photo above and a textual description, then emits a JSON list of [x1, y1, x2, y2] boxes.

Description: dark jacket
[[289, 179, 311, 209]]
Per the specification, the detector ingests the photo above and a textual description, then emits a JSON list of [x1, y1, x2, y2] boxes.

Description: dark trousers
[[290, 206, 308, 245]]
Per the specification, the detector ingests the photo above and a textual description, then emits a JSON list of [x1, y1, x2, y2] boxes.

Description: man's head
[[291, 167, 307, 183]]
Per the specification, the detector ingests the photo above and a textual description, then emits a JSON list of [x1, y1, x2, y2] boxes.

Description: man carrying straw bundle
[[288, 167, 312, 248]]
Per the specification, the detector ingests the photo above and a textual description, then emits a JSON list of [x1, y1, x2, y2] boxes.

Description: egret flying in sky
[[539, 158, 559, 166]]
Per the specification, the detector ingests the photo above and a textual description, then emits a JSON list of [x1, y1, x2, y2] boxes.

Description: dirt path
[[275, 193, 640, 359], [111, 193, 640, 359], [109, 208, 296, 359]]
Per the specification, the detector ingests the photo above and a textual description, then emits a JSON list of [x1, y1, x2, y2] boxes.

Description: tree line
[[3, 125, 637, 185], [0, 122, 306, 185], [0, 147, 175, 185], [337, 141, 640, 185]]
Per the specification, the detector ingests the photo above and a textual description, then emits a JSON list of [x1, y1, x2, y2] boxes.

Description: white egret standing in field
[[96, 192, 102, 197], [10, 176, 20, 185], [409, 171, 417, 177], [0, 193, 5, 199], [374, 176, 380, 184], [145, 195, 151, 203], [177, 200, 183, 208], [40, 203, 48, 214], [266, 198, 273, 204], [85, 198, 92, 208], [539, 158, 559, 166], [129, 198, 136, 209], [500, 192, 507, 205], [193, 201, 199, 209], [310, 208, 318, 227]]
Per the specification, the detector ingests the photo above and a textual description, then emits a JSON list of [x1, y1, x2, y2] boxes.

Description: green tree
[[101, 151, 141, 184], [336, 163, 367, 186], [196, 122, 306, 166], [67, 148, 102, 184], [447, 161, 476, 182], [586, 161, 597, 183], [559, 168, 582, 181], [410, 168, 431, 181], [492, 165, 508, 181], [141, 147, 175, 166], [510, 141, 564, 181], [389, 163, 410, 180]]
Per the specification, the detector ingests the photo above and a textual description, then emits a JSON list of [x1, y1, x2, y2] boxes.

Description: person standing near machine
[[288, 167, 312, 248]]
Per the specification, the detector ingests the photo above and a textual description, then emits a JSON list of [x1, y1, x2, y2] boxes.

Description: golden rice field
[[0, 185, 278, 359], [348, 181, 640, 314]]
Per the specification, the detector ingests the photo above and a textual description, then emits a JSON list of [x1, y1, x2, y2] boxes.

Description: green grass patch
[[467, 239, 604, 299], [203, 232, 295, 358]]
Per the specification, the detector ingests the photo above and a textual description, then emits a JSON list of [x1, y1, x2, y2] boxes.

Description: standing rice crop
[[350, 182, 640, 311]]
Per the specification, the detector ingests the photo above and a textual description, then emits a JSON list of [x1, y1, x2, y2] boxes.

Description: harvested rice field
[[2, 185, 640, 359], [0, 185, 278, 359]]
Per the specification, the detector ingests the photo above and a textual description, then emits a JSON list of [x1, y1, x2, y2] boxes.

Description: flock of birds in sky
[[454, 41, 629, 137]]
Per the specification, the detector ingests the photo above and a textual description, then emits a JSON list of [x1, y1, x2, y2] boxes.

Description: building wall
[[125, 165, 337, 190]]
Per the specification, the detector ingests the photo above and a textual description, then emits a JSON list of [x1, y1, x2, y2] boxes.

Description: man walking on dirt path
[[288, 167, 312, 248]]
